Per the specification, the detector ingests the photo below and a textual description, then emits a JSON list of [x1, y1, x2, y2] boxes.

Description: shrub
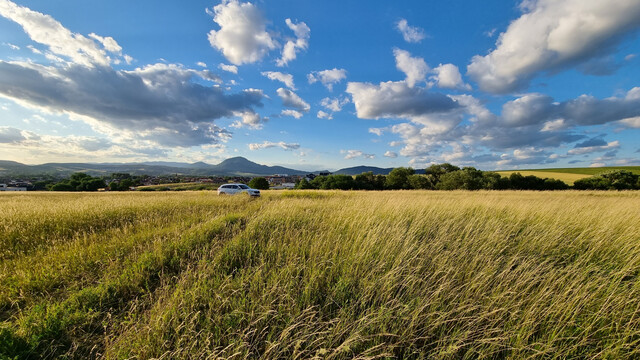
[[248, 177, 270, 190]]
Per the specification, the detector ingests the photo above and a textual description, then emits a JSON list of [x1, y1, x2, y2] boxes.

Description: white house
[[0, 184, 26, 191]]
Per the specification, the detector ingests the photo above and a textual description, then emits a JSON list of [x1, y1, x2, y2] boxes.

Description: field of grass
[[496, 166, 640, 185], [136, 182, 221, 191], [495, 171, 589, 185], [1, 190, 640, 359]]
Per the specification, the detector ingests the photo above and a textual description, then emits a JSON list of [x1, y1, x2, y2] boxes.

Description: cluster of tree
[[47, 173, 146, 191], [248, 177, 270, 190], [573, 170, 639, 190], [295, 164, 570, 191], [49, 173, 106, 191]]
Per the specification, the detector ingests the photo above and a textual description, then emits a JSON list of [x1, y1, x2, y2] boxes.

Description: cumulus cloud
[[393, 49, 429, 88], [0, 0, 129, 67], [316, 110, 332, 120], [568, 140, 619, 155], [431, 63, 471, 90], [207, 0, 277, 65], [0, 126, 27, 143], [197, 62, 207, 68], [347, 81, 459, 120], [369, 128, 385, 136], [320, 96, 349, 112], [276, 88, 310, 111], [498, 88, 640, 128], [277, 19, 310, 67], [0, 61, 263, 147], [261, 71, 295, 89], [249, 140, 300, 151], [342, 149, 375, 160], [218, 63, 238, 73], [282, 109, 303, 119], [396, 19, 426, 43], [619, 116, 640, 128], [307, 68, 347, 91], [467, 0, 640, 93], [384, 151, 398, 158]]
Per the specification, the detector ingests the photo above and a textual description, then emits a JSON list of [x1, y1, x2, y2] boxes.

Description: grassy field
[[135, 182, 221, 191], [1, 190, 640, 359], [494, 171, 589, 185]]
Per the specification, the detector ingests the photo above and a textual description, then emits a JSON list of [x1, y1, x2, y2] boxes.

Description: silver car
[[217, 183, 261, 197]]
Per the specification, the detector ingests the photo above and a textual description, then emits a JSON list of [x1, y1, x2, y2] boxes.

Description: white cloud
[[619, 116, 640, 128], [282, 109, 303, 119], [384, 151, 398, 158], [320, 96, 349, 112], [261, 71, 295, 89], [431, 63, 471, 90], [393, 49, 429, 88], [3, 42, 19, 50], [468, 0, 640, 93], [568, 140, 619, 155], [307, 68, 347, 91], [197, 62, 208, 68], [207, 0, 277, 65], [88, 33, 122, 54], [218, 63, 238, 74], [316, 110, 332, 120], [0, 0, 127, 67], [342, 149, 375, 160], [0, 61, 264, 147], [276, 19, 310, 67], [276, 88, 310, 111], [369, 128, 384, 136], [346, 81, 459, 121], [396, 19, 426, 43], [541, 119, 567, 132], [249, 141, 300, 151]]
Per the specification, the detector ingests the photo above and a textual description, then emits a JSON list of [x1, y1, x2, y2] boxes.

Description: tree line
[[295, 164, 640, 191]]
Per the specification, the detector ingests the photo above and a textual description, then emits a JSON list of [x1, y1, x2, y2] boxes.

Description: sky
[[0, 0, 639, 171]]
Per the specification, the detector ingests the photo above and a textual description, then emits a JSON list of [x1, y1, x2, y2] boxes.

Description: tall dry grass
[[1, 190, 639, 359]]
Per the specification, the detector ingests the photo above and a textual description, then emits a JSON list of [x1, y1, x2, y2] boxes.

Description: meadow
[[496, 166, 640, 185], [1, 190, 639, 359]]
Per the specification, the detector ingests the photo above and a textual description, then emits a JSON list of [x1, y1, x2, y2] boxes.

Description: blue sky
[[0, 0, 639, 171]]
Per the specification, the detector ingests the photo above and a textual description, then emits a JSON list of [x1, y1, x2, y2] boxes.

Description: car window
[[238, 185, 249, 189], [232, 185, 239, 189], [220, 185, 228, 189]]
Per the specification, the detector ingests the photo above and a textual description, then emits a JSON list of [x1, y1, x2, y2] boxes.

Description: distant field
[[1, 191, 640, 359], [495, 171, 589, 185], [496, 166, 640, 185], [136, 182, 221, 191]]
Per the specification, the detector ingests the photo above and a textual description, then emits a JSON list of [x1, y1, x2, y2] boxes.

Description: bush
[[574, 170, 639, 190], [385, 167, 415, 189], [248, 177, 270, 190]]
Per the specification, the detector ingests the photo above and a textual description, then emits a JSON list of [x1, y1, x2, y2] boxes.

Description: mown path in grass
[[1, 191, 639, 359]]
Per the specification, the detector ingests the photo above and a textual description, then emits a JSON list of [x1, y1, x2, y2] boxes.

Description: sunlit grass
[[1, 190, 639, 359]]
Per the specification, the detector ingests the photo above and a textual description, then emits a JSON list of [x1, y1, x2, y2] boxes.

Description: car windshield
[[238, 185, 250, 189]]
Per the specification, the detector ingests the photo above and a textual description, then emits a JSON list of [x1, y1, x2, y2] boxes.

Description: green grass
[[499, 166, 640, 176], [1, 190, 639, 359], [136, 182, 222, 191], [496, 166, 640, 185]]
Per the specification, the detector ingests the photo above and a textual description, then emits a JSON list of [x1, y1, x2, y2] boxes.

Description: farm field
[[496, 166, 640, 185], [1, 190, 640, 359], [494, 171, 589, 185]]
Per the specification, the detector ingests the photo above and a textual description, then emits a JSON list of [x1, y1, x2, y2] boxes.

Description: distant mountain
[[333, 166, 395, 175], [0, 157, 310, 177], [333, 165, 425, 176]]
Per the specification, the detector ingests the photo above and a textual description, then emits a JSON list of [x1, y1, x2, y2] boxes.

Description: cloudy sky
[[1, 0, 639, 170]]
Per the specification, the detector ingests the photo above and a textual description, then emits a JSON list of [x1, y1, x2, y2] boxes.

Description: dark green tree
[[248, 177, 270, 190], [385, 167, 415, 189]]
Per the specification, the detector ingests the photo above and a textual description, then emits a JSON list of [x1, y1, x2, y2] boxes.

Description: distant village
[[0, 172, 332, 191]]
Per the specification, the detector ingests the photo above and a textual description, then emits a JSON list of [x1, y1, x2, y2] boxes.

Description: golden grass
[[1, 190, 639, 359], [495, 171, 590, 185]]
